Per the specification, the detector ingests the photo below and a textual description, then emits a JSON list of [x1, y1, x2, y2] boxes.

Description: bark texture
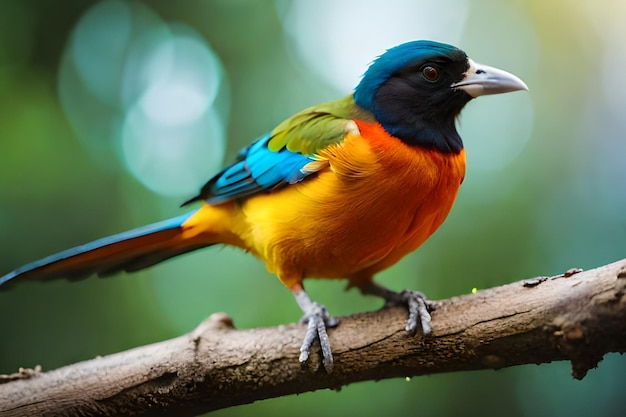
[[1, 259, 625, 416]]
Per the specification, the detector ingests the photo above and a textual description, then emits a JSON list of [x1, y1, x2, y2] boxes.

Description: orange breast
[[232, 121, 466, 289]]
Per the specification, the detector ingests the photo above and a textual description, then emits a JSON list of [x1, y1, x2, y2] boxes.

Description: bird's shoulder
[[183, 95, 375, 206], [268, 94, 375, 155]]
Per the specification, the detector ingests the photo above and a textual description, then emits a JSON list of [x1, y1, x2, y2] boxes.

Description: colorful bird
[[0, 40, 527, 372]]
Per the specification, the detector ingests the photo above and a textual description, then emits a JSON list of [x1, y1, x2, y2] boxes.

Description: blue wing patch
[[183, 134, 324, 206]]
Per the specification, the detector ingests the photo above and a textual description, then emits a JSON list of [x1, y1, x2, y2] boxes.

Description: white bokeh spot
[[278, 0, 469, 92]]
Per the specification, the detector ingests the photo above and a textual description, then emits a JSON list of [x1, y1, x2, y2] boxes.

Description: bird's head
[[354, 40, 527, 153]]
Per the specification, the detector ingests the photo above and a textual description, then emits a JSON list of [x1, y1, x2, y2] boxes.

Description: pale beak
[[452, 58, 528, 98]]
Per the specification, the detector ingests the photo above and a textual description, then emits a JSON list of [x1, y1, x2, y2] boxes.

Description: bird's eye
[[422, 65, 440, 82]]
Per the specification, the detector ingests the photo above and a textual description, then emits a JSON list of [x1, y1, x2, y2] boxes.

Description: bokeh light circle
[[121, 102, 225, 197], [58, 0, 228, 197], [278, 0, 469, 92]]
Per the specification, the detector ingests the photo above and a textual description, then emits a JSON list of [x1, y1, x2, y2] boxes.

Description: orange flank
[[183, 120, 466, 291]]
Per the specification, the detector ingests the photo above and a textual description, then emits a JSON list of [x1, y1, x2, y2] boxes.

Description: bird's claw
[[379, 288, 432, 335], [399, 289, 432, 335], [298, 301, 338, 373]]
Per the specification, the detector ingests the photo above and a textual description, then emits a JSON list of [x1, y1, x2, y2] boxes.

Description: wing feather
[[183, 95, 374, 206]]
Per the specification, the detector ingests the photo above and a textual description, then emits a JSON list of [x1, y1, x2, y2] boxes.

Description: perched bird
[[0, 40, 527, 372]]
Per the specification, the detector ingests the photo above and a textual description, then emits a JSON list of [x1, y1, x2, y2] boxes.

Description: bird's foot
[[360, 283, 433, 335], [294, 291, 339, 373], [391, 289, 432, 335]]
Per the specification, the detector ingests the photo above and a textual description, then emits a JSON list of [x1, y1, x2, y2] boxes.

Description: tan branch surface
[[1, 259, 626, 417]]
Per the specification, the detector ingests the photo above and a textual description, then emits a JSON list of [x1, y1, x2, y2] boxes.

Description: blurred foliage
[[1, 1, 625, 416]]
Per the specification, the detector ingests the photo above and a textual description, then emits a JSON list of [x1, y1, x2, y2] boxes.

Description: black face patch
[[369, 50, 472, 153], [392, 50, 469, 87]]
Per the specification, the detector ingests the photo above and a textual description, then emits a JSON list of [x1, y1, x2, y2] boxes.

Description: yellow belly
[[235, 128, 466, 289]]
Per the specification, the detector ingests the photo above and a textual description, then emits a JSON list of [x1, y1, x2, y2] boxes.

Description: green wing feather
[[268, 95, 375, 155]]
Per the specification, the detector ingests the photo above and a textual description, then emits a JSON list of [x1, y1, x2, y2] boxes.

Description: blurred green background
[[1, 0, 625, 416]]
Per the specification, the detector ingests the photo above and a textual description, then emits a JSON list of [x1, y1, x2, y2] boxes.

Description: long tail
[[0, 210, 215, 287]]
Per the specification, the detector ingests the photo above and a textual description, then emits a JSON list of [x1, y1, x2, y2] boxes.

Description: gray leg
[[359, 282, 432, 335], [294, 290, 339, 373]]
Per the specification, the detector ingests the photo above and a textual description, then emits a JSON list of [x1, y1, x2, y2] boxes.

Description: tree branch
[[2, 259, 626, 416]]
